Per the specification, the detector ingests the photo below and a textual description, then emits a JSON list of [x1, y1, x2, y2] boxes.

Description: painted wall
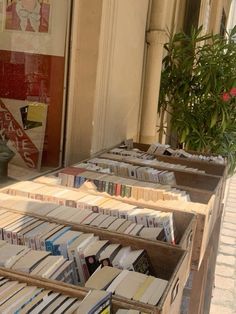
[[66, 0, 149, 164], [91, 0, 149, 154]]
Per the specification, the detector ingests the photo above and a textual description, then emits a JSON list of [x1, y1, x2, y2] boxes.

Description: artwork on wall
[[0, 0, 69, 173], [5, 0, 51, 33], [0, 98, 47, 169]]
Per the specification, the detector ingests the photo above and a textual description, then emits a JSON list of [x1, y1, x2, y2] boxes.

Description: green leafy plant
[[158, 26, 236, 174]]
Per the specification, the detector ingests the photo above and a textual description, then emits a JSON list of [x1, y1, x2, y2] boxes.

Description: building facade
[[0, 0, 233, 179]]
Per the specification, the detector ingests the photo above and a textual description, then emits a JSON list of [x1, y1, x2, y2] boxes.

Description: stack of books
[[0, 240, 76, 284], [75, 158, 177, 185], [56, 167, 189, 202], [100, 151, 206, 174], [0, 207, 152, 285], [0, 276, 111, 313], [85, 266, 168, 306], [1, 186, 175, 243], [146, 143, 225, 164]]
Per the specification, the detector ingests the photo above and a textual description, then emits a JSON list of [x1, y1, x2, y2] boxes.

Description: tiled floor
[[210, 175, 236, 314]]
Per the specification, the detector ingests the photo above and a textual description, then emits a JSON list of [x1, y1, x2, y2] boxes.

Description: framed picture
[[0, 98, 48, 170], [5, 0, 51, 33]]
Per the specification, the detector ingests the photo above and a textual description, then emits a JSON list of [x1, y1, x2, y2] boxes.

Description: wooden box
[[0, 203, 191, 314], [97, 144, 226, 269], [0, 263, 188, 314], [1, 184, 196, 277]]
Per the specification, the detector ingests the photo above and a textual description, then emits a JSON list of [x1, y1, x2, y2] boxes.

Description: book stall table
[[0, 140, 227, 313], [120, 142, 227, 313], [0, 190, 192, 314]]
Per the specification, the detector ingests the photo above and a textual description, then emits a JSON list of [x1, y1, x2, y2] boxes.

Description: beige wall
[[66, 0, 149, 164], [65, 0, 103, 164], [207, 0, 232, 33], [91, 0, 150, 154]]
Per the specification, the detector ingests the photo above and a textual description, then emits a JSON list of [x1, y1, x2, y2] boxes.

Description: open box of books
[[0, 205, 189, 314], [40, 158, 221, 269], [1, 181, 196, 268], [0, 267, 112, 314], [0, 266, 180, 314], [132, 142, 227, 177]]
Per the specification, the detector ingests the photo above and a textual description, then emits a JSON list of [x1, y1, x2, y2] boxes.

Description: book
[[45, 227, 71, 253], [38, 225, 65, 251], [85, 266, 121, 290], [67, 233, 97, 284], [114, 271, 148, 299], [53, 230, 82, 257], [106, 269, 130, 293], [0, 283, 27, 306], [11, 250, 50, 273], [84, 240, 109, 275], [29, 292, 61, 314], [139, 277, 168, 305], [51, 260, 77, 284], [120, 249, 150, 274], [139, 227, 165, 241], [30, 255, 65, 277], [0, 243, 29, 268], [112, 246, 131, 269], [3, 216, 34, 244], [132, 275, 155, 301], [40, 294, 68, 314], [19, 290, 52, 314], [0, 285, 40, 313], [17, 220, 44, 246], [74, 290, 111, 314], [99, 244, 121, 267]]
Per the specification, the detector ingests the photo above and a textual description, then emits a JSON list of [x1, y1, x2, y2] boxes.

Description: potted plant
[[0, 139, 15, 182], [158, 26, 236, 174]]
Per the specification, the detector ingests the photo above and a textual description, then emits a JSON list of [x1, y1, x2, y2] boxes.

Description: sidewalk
[[210, 175, 236, 314]]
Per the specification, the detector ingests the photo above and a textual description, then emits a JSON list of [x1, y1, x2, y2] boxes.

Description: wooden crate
[[0, 267, 151, 313], [98, 190, 217, 270], [0, 262, 189, 314], [0, 210, 190, 314], [133, 142, 227, 177], [96, 145, 226, 269], [0, 185, 196, 280]]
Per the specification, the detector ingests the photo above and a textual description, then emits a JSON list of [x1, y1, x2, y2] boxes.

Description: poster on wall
[[5, 0, 51, 33], [0, 0, 69, 176], [0, 98, 47, 169]]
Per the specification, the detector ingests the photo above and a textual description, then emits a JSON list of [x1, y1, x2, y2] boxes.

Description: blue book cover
[[45, 226, 71, 253]]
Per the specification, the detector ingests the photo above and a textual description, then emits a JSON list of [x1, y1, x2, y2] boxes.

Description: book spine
[[74, 175, 81, 188], [85, 255, 100, 276], [3, 231, 12, 244], [121, 185, 126, 198], [12, 232, 18, 245], [45, 240, 54, 253], [125, 185, 132, 198], [53, 244, 61, 256]]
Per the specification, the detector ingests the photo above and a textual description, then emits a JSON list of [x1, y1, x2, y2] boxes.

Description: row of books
[[0, 240, 76, 284], [2, 182, 175, 243], [0, 205, 151, 285], [85, 266, 168, 306], [146, 143, 225, 164], [0, 276, 111, 314], [101, 150, 206, 174], [56, 167, 190, 202], [76, 158, 177, 184], [0, 213, 165, 309]]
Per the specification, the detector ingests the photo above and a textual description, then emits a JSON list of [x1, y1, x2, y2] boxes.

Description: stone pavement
[[210, 175, 236, 314]]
